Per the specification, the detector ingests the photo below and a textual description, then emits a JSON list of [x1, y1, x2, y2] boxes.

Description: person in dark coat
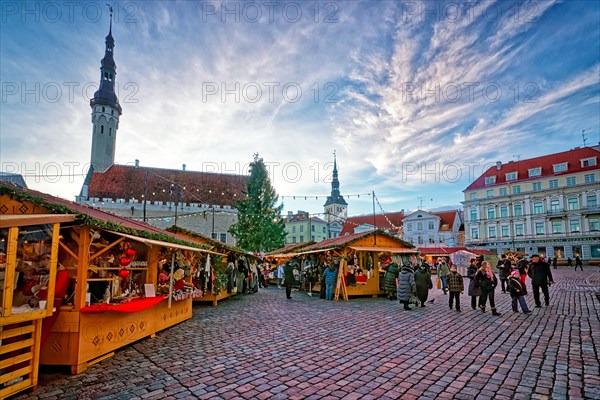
[[528, 254, 554, 307], [397, 260, 417, 311], [466, 258, 481, 310], [498, 255, 511, 293], [508, 270, 531, 314], [575, 255, 583, 271], [283, 261, 295, 300], [384, 262, 400, 300], [552, 256, 558, 270], [414, 263, 433, 307], [474, 261, 501, 316]]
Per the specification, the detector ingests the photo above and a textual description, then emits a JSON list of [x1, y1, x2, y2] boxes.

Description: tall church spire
[[324, 150, 348, 225], [88, 4, 122, 174]]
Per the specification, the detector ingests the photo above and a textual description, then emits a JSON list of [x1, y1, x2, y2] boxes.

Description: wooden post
[[333, 258, 348, 302], [75, 226, 91, 311]]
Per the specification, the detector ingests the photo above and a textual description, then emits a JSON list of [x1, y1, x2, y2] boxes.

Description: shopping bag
[[436, 277, 441, 289]]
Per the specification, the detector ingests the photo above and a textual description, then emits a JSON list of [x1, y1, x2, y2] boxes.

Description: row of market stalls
[[0, 183, 252, 398], [266, 230, 419, 298]]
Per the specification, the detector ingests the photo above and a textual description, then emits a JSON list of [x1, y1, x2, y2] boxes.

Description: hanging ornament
[[125, 248, 137, 258], [119, 269, 130, 278], [120, 257, 132, 267]]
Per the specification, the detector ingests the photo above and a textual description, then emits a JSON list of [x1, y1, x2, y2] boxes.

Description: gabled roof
[[435, 211, 459, 231], [266, 242, 315, 256], [166, 225, 245, 255], [0, 183, 210, 249], [465, 146, 600, 191], [340, 212, 405, 236], [86, 164, 248, 207], [299, 229, 413, 253]]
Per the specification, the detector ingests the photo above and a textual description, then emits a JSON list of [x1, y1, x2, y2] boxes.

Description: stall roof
[[349, 246, 417, 254], [0, 214, 76, 228], [109, 231, 222, 254]]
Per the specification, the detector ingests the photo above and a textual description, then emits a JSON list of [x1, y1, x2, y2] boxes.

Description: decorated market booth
[[265, 242, 315, 288], [0, 213, 75, 399], [0, 184, 214, 376], [277, 230, 417, 299], [167, 226, 260, 306]]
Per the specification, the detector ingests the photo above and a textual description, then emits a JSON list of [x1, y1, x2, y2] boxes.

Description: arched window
[[109, 127, 112, 136], [100, 125, 104, 134]]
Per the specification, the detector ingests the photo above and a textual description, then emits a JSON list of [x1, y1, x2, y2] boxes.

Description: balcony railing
[[583, 205, 600, 214], [547, 208, 565, 217]]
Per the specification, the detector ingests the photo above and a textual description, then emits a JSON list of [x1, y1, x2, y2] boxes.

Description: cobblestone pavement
[[13, 267, 600, 400]]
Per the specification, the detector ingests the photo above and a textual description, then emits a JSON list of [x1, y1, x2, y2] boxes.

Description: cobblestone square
[[14, 268, 600, 400]]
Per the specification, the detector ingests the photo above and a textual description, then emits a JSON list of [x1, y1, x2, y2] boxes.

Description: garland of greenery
[[0, 184, 211, 250]]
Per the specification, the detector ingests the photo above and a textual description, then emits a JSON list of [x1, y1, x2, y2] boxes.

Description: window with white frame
[[501, 225, 509, 237], [566, 177, 576, 186], [553, 163, 568, 173], [550, 199, 561, 211], [589, 217, 600, 231], [533, 201, 544, 214], [581, 157, 597, 167], [535, 222, 545, 235], [585, 173, 596, 184], [532, 182, 542, 191], [528, 167, 541, 177], [486, 189, 494, 198], [470, 227, 479, 239], [549, 179, 559, 189], [514, 204, 523, 217], [470, 193, 477, 200], [551, 221, 562, 234], [499, 205, 508, 218], [568, 197, 579, 211], [569, 219, 580, 232], [470, 208, 477, 221], [406, 223, 412, 231], [587, 193, 598, 207], [485, 176, 496, 185], [499, 188, 508, 196], [512, 185, 521, 195], [487, 207, 495, 219], [488, 226, 497, 238], [506, 172, 518, 181], [515, 224, 524, 236], [428, 221, 434, 230], [417, 222, 423, 230]]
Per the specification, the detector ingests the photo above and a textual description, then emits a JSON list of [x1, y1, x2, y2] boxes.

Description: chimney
[[182, 164, 186, 171], [135, 159, 139, 168], [496, 161, 502, 170]]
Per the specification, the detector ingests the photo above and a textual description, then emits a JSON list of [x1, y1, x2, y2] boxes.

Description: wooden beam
[[0, 214, 75, 228], [89, 237, 125, 262], [59, 240, 78, 261], [1, 227, 18, 318]]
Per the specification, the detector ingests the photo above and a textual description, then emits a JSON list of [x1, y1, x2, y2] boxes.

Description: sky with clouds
[[1, 0, 599, 217]]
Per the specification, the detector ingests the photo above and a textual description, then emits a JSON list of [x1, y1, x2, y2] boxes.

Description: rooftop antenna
[[417, 196, 433, 210], [513, 154, 521, 161], [582, 128, 591, 147]]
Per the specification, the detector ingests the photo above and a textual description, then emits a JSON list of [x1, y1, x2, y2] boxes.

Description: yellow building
[[462, 145, 600, 262]]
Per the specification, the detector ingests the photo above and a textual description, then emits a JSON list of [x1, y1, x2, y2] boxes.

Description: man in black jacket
[[528, 254, 555, 307]]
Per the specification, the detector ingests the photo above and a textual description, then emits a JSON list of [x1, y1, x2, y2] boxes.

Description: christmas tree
[[229, 153, 286, 252]]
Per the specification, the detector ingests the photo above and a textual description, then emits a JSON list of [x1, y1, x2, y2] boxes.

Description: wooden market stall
[[0, 184, 214, 376], [0, 213, 75, 399], [278, 230, 417, 298], [167, 226, 259, 306]]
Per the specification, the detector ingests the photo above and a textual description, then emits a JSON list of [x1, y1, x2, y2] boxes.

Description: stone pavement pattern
[[13, 268, 600, 400]]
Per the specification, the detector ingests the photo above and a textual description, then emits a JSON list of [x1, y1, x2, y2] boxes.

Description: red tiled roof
[[434, 211, 458, 231], [0, 183, 206, 246], [87, 165, 248, 207], [465, 146, 600, 191], [340, 212, 405, 236]]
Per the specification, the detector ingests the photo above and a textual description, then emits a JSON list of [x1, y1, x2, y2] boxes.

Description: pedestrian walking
[[384, 262, 400, 300], [283, 261, 295, 300], [467, 258, 481, 310], [414, 262, 433, 307], [446, 265, 464, 312], [498, 255, 511, 293], [397, 261, 417, 311], [528, 254, 554, 307], [575, 255, 583, 271], [437, 258, 450, 295], [552, 255, 558, 270], [322, 263, 338, 300], [475, 261, 501, 316], [567, 257, 573, 267], [508, 270, 531, 314]]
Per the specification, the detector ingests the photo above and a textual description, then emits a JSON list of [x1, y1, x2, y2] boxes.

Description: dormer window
[[485, 176, 496, 185], [528, 167, 541, 177], [506, 172, 518, 181], [553, 163, 568, 173], [581, 157, 597, 168]]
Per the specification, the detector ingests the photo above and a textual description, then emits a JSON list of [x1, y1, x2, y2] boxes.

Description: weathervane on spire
[[106, 3, 113, 30]]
